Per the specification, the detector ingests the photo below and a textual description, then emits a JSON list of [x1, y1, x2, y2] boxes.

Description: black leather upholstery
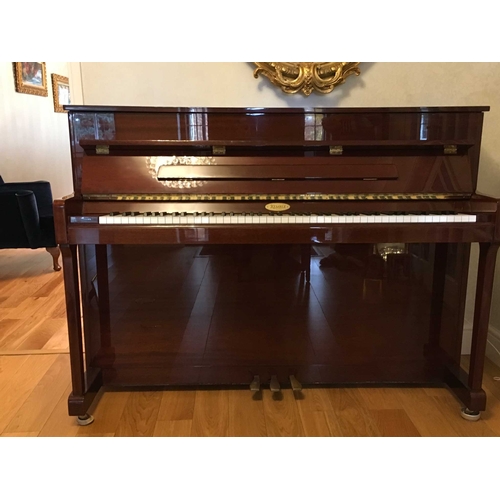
[[0, 180, 57, 249]]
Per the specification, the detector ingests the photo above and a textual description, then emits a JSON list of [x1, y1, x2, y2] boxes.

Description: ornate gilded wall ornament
[[253, 62, 360, 96]]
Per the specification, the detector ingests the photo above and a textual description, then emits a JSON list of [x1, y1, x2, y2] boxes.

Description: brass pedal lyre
[[270, 375, 281, 393], [289, 375, 303, 392], [250, 375, 261, 392]]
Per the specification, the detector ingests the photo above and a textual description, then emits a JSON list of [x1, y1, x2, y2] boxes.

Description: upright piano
[[55, 105, 500, 425]]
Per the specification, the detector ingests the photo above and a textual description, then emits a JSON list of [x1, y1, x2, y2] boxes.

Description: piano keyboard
[[90, 212, 477, 225]]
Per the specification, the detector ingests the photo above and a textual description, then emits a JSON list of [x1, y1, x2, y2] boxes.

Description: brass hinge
[[212, 145, 226, 155], [96, 145, 109, 155], [444, 145, 458, 155], [329, 145, 343, 155]]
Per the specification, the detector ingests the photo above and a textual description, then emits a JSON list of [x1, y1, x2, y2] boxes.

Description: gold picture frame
[[253, 62, 360, 96], [51, 74, 70, 113], [13, 62, 48, 96]]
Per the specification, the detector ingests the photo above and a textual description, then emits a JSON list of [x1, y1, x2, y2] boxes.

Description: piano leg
[[60, 244, 102, 422], [447, 242, 499, 419], [95, 245, 115, 370]]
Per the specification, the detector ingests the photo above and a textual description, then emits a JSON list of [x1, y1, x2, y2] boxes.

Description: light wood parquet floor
[[1, 248, 500, 437]]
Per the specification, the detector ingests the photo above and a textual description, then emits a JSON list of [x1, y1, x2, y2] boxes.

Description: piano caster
[[460, 407, 481, 422], [250, 375, 261, 392], [270, 375, 281, 393], [76, 413, 95, 426], [289, 375, 302, 392]]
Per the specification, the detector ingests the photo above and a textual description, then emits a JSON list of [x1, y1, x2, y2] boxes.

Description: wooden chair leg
[[46, 246, 61, 271]]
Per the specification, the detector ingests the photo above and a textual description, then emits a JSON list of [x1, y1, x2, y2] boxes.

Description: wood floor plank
[[356, 387, 404, 410], [114, 391, 162, 437], [16, 319, 68, 351], [37, 383, 79, 437], [325, 388, 382, 437], [392, 388, 461, 437], [294, 389, 338, 436], [154, 419, 192, 437], [32, 273, 64, 298], [41, 323, 69, 351], [298, 410, 332, 437], [191, 390, 230, 437], [1, 432, 39, 437], [0, 354, 56, 434], [369, 409, 421, 437], [3, 354, 71, 434], [262, 390, 305, 437], [228, 390, 267, 437], [157, 389, 196, 422]]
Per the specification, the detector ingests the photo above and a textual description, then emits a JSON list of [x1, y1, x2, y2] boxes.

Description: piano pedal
[[269, 375, 281, 393], [250, 375, 261, 392], [289, 375, 303, 392]]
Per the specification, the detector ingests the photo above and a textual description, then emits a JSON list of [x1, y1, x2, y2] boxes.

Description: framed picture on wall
[[51, 74, 70, 112], [13, 62, 48, 96]]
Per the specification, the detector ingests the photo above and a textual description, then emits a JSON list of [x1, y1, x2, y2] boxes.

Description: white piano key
[[224, 216, 232, 224]]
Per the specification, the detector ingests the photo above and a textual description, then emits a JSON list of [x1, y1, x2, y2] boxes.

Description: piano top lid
[[64, 105, 491, 114]]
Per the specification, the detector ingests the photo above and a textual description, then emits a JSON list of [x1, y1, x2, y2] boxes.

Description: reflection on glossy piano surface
[[55, 105, 500, 424]]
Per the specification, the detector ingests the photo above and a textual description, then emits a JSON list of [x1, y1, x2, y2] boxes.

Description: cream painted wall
[[80, 62, 500, 336], [0, 62, 83, 199]]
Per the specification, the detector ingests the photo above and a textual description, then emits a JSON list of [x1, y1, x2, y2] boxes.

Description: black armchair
[[0, 179, 61, 271]]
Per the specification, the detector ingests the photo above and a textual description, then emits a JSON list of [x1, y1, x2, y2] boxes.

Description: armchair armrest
[[1, 181, 53, 217], [16, 191, 42, 248]]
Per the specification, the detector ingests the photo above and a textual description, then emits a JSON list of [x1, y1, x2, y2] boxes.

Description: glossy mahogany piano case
[[54, 106, 500, 420]]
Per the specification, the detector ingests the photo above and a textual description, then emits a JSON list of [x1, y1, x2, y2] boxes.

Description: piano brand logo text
[[265, 203, 290, 212]]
